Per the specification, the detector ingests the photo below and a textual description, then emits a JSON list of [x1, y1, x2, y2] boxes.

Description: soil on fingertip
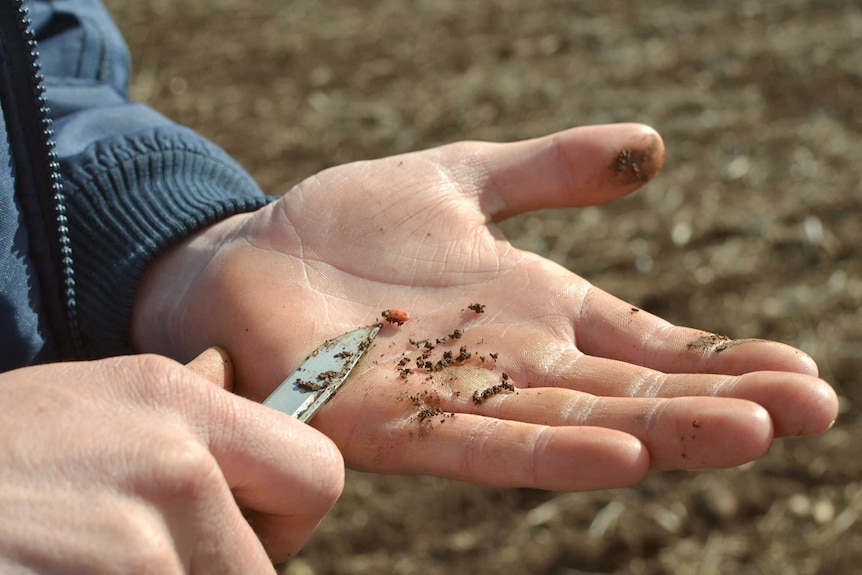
[[686, 333, 737, 353]]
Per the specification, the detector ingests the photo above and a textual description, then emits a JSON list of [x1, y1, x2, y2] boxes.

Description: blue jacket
[[1, 0, 271, 371]]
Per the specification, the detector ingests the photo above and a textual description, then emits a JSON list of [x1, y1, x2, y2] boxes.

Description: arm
[[29, 0, 272, 359]]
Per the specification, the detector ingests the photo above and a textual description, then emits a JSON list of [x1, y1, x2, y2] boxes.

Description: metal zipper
[[5, 0, 82, 358]]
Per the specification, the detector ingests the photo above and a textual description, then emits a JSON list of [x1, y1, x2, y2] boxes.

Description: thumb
[[473, 123, 665, 221], [185, 347, 234, 391]]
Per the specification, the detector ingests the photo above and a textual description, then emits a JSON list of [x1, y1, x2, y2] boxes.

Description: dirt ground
[[104, 1, 861, 573]]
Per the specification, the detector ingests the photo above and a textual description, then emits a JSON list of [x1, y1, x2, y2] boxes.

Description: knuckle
[[123, 353, 181, 379], [109, 502, 183, 575], [124, 354, 200, 396], [150, 436, 221, 501], [115, 354, 213, 417]]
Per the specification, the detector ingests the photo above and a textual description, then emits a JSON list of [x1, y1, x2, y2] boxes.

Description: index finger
[[575, 285, 820, 376]]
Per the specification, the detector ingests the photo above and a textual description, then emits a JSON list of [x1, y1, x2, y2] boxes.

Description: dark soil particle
[[417, 406, 444, 421], [295, 378, 327, 392], [472, 381, 516, 404], [686, 333, 737, 353]]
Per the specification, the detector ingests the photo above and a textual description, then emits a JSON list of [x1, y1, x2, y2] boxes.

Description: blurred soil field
[[105, 1, 862, 573]]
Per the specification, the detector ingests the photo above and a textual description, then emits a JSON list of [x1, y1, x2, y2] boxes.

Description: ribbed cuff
[[61, 128, 273, 358]]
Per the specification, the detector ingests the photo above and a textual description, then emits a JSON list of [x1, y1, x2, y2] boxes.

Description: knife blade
[[262, 324, 381, 422]]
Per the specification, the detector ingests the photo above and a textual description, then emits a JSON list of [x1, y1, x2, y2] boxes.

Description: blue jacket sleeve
[[29, 0, 273, 358]]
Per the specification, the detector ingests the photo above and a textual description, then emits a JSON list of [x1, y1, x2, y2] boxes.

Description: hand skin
[[133, 123, 839, 492], [0, 349, 343, 573]]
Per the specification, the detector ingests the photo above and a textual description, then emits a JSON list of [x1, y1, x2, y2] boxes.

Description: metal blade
[[262, 324, 381, 422]]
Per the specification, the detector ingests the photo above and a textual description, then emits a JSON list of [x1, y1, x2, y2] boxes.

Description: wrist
[[131, 212, 251, 360]]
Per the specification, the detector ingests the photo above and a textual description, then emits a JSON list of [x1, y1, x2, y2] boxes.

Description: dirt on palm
[[105, 1, 862, 573]]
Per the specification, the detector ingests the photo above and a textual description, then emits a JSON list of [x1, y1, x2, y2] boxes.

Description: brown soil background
[[104, 1, 861, 573]]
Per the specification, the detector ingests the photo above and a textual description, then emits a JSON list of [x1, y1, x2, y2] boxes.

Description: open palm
[[134, 123, 837, 491]]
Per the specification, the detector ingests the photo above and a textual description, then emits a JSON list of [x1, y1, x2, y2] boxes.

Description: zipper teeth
[[14, 0, 83, 355]]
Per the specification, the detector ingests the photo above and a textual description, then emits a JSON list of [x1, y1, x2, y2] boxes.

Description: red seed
[[382, 309, 409, 326]]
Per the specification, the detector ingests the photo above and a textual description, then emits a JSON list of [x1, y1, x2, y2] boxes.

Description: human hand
[[133, 123, 838, 491], [0, 350, 343, 572]]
